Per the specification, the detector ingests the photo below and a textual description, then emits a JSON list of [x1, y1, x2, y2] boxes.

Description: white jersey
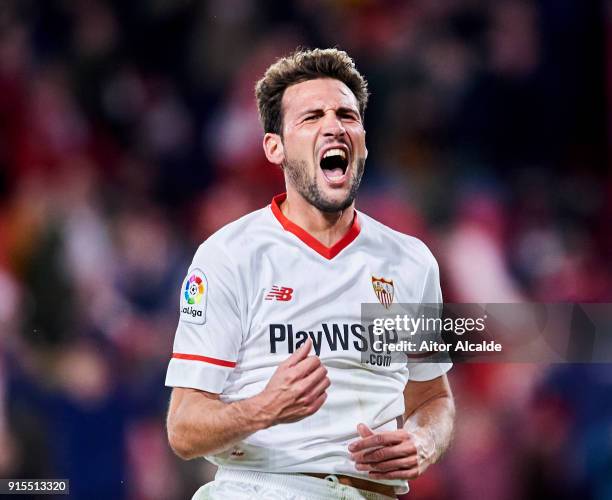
[[166, 193, 451, 492]]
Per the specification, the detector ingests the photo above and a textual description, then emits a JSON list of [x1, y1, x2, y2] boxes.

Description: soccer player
[[166, 48, 455, 500]]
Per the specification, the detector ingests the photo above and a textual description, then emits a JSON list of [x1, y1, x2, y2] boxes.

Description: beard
[[282, 156, 366, 213]]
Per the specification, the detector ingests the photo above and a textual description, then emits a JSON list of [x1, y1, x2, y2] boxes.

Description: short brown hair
[[255, 48, 369, 135]]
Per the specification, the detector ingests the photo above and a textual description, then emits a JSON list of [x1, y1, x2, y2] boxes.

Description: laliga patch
[[180, 269, 208, 324]]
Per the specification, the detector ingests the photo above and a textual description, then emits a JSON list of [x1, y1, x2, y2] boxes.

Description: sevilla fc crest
[[372, 276, 394, 309]]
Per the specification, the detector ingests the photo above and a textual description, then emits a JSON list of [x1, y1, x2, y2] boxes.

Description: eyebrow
[[298, 106, 360, 118]]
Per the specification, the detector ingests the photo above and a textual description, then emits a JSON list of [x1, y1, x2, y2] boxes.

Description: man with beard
[[165, 48, 455, 500]]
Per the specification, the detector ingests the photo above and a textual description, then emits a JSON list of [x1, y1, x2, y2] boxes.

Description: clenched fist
[[255, 339, 331, 425]]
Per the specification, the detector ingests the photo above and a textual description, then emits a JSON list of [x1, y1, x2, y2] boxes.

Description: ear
[[263, 133, 284, 165]]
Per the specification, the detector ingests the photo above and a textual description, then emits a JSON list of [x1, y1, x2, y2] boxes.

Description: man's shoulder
[[208, 205, 271, 243], [358, 211, 438, 267], [193, 205, 273, 263]]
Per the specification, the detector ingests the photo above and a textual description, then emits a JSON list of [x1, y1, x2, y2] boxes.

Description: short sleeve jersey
[[166, 194, 452, 491]]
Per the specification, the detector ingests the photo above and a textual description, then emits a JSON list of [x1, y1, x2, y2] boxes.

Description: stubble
[[282, 157, 366, 213]]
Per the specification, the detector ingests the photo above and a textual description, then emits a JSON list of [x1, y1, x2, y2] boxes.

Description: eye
[[303, 114, 318, 122], [340, 111, 359, 121]]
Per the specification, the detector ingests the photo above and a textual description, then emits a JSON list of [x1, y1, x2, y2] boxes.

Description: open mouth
[[319, 148, 349, 182]]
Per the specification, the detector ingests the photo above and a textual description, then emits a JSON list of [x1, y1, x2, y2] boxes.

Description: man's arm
[[401, 374, 455, 474], [349, 374, 455, 480], [167, 339, 330, 460]]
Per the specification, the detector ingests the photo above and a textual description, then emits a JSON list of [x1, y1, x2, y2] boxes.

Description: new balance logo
[[265, 286, 294, 301]]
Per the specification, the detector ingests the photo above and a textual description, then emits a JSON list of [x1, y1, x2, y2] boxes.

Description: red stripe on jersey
[[172, 353, 236, 368], [270, 193, 361, 260]]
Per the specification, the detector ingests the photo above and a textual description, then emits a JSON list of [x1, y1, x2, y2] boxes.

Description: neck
[[281, 189, 355, 247]]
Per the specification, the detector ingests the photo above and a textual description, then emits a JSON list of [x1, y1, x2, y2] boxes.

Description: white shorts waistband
[[215, 467, 396, 500]]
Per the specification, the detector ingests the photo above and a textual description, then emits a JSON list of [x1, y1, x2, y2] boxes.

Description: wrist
[[405, 426, 437, 464], [233, 393, 275, 431]]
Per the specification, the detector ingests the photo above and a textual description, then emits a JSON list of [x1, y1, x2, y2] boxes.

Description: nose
[[321, 110, 346, 138]]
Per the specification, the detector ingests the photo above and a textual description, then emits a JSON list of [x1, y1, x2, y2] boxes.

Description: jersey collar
[[270, 193, 361, 260]]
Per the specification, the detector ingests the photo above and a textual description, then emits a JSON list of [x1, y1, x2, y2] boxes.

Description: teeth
[[323, 148, 346, 160]]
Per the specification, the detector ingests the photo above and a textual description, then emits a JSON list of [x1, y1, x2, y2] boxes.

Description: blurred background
[[0, 0, 610, 499]]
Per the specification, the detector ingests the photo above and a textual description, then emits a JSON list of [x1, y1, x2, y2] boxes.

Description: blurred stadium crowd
[[0, 0, 610, 499]]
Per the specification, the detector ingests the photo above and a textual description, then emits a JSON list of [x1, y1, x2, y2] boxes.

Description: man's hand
[[348, 375, 455, 480], [348, 423, 435, 480], [254, 338, 330, 425], [167, 339, 330, 459]]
